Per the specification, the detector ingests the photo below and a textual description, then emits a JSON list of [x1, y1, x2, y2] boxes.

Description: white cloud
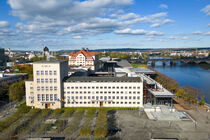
[[159, 4, 168, 9], [150, 19, 173, 28], [0, 21, 10, 28], [201, 4, 210, 16], [72, 36, 82, 39], [114, 28, 164, 36], [208, 24, 210, 27], [114, 28, 147, 35]]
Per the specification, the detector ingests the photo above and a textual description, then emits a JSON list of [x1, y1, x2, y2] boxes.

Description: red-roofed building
[[69, 49, 99, 71]]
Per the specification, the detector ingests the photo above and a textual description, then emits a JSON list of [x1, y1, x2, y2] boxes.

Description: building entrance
[[100, 101, 104, 107], [45, 103, 50, 109]]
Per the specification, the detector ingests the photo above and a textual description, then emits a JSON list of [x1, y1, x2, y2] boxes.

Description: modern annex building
[[69, 49, 99, 71], [25, 60, 144, 109]]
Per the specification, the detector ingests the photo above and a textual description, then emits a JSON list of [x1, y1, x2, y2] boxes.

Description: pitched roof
[[69, 49, 98, 58]]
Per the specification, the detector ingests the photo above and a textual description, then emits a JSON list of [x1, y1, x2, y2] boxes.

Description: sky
[[0, 0, 210, 51]]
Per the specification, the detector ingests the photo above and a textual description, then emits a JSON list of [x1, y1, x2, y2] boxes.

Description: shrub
[[53, 109, 63, 115], [94, 126, 107, 138], [79, 127, 91, 136]]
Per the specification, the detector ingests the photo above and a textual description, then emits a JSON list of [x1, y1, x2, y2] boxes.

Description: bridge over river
[[130, 57, 210, 66]]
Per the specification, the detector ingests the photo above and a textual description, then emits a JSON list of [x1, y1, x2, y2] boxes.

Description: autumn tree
[[9, 81, 25, 102]]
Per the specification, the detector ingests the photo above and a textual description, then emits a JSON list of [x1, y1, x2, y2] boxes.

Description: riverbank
[[198, 63, 210, 70]]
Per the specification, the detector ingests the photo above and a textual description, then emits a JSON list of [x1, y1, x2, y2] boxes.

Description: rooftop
[[69, 49, 98, 58], [130, 67, 155, 74], [64, 76, 141, 83], [116, 59, 132, 68], [33, 59, 67, 64]]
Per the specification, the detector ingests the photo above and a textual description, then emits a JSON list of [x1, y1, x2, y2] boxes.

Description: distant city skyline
[[0, 0, 210, 50]]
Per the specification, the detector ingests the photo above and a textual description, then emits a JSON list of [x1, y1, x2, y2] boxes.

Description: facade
[[63, 77, 143, 107], [25, 60, 68, 109], [25, 60, 144, 109], [69, 49, 99, 71]]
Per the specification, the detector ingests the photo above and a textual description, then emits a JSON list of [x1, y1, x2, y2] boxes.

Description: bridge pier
[[162, 61, 166, 67], [170, 61, 176, 66], [151, 61, 155, 67]]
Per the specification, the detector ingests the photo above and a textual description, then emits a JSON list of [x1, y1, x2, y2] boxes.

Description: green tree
[[9, 81, 25, 102], [199, 97, 205, 105]]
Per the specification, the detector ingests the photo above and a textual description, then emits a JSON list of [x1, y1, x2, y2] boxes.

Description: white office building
[[25, 60, 144, 109]]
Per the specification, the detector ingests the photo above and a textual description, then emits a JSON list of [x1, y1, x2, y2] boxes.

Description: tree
[[199, 97, 205, 106], [9, 81, 25, 102]]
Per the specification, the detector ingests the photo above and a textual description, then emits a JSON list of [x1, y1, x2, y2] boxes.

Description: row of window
[[65, 86, 141, 90], [36, 70, 57, 75], [37, 78, 57, 83], [64, 96, 141, 100], [37, 86, 57, 91], [64, 91, 141, 94], [37, 94, 57, 101], [65, 101, 141, 105]]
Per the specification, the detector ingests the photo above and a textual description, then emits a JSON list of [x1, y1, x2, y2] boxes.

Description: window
[[125, 96, 127, 99], [37, 94, 41, 101], [37, 86, 40, 91], [41, 71, 44, 75], [50, 86, 53, 91], [112, 96, 115, 99], [129, 96, 132, 99], [121, 96, 123, 99], [49, 70, 52, 75], [133, 87, 136, 89], [42, 94, 45, 101], [37, 79, 40, 83], [137, 96, 140, 99], [46, 86, 48, 91], [137, 87, 140, 89], [54, 70, 57, 75], [46, 94, 49, 101], [45, 71, 48, 75], [96, 96, 99, 100], [41, 86, 44, 91], [36, 71, 40, 75], [108, 96, 111, 99], [54, 86, 57, 91], [117, 96, 119, 99], [50, 78, 53, 83], [133, 96, 136, 99], [54, 78, 57, 83], [92, 96, 95, 99], [30, 87, 33, 90], [54, 94, 57, 101], [88, 96, 90, 99], [50, 94, 53, 101], [45, 78, 48, 83], [84, 96, 86, 99], [41, 78, 44, 83], [100, 96, 103, 99]]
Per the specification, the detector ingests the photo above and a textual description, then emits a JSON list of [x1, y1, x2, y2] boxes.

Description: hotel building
[[25, 60, 144, 109], [69, 49, 99, 71]]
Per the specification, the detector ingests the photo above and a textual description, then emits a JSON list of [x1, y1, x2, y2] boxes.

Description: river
[[148, 57, 210, 104]]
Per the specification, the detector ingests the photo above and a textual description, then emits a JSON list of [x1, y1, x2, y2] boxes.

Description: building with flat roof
[[69, 49, 99, 71], [25, 60, 68, 109], [25, 60, 143, 109]]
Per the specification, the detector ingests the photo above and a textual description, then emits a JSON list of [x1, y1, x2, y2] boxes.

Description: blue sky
[[0, 0, 210, 51]]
